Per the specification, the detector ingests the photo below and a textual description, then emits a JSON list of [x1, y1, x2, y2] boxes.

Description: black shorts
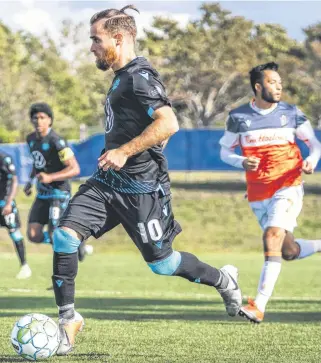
[[59, 179, 182, 262], [0, 201, 21, 230], [28, 195, 70, 226]]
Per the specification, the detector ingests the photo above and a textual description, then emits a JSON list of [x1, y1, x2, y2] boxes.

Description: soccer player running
[[52, 4, 242, 355], [24, 103, 85, 256], [219, 62, 321, 323], [0, 151, 31, 279]]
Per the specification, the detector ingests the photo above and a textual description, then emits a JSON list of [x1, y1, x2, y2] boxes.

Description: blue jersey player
[[52, 5, 242, 356], [24, 103, 81, 251], [0, 151, 31, 279]]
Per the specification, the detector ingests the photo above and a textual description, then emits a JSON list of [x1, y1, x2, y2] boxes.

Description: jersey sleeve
[[1, 155, 16, 177], [295, 107, 309, 128], [51, 135, 74, 162], [132, 71, 171, 119]]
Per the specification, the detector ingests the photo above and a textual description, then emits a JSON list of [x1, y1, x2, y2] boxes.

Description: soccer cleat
[[216, 265, 242, 317], [56, 311, 84, 356], [78, 242, 93, 262], [16, 264, 32, 279], [239, 298, 264, 323]]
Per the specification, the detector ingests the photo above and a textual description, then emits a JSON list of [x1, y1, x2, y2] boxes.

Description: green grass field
[[0, 253, 320, 362], [0, 172, 320, 362]]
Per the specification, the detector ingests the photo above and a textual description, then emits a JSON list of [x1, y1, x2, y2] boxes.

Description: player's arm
[[2, 157, 18, 216], [24, 166, 37, 196], [295, 108, 321, 174], [99, 107, 178, 171], [24, 136, 37, 196], [219, 115, 260, 171], [120, 106, 177, 155], [36, 139, 80, 184]]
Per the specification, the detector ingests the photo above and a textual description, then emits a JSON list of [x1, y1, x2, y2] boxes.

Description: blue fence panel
[[0, 130, 319, 184]]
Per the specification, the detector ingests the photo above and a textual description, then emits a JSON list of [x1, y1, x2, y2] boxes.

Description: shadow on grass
[[0, 297, 320, 323]]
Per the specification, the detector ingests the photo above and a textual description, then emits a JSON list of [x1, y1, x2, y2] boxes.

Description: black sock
[[173, 251, 225, 287], [13, 239, 26, 266], [52, 252, 78, 307]]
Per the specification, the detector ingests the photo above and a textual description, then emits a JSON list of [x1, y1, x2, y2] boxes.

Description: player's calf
[[147, 251, 242, 316]]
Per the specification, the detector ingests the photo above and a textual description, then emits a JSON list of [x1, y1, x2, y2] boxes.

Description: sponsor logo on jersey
[[104, 98, 114, 134], [32, 150, 46, 169]]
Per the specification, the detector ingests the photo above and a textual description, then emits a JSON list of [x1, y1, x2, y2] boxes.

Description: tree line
[[1, 3, 321, 142]]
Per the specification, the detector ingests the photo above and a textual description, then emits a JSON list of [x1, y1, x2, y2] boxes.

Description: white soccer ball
[[11, 313, 60, 361]]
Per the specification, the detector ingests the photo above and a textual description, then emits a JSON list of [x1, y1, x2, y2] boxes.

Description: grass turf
[[0, 253, 320, 362]]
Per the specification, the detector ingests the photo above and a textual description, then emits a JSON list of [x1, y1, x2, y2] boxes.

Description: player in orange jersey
[[220, 62, 321, 323]]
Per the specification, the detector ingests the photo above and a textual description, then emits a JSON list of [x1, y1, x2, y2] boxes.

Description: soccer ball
[[11, 313, 60, 361]]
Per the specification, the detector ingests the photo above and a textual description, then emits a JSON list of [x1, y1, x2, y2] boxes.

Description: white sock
[[296, 239, 321, 259], [255, 261, 281, 312]]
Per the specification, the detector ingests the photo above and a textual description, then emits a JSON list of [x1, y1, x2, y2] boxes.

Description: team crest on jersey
[[280, 114, 288, 126], [104, 98, 114, 134], [32, 150, 46, 169], [245, 119, 252, 128]]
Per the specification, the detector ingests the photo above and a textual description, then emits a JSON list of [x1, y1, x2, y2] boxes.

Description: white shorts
[[249, 184, 304, 232]]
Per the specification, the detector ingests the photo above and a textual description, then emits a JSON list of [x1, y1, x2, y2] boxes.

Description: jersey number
[[4, 213, 15, 226], [138, 219, 163, 243]]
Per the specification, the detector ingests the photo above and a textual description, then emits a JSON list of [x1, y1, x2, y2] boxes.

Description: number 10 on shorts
[[138, 219, 163, 243]]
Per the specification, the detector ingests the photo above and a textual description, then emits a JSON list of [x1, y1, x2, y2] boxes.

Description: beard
[[95, 46, 118, 71], [261, 86, 280, 103]]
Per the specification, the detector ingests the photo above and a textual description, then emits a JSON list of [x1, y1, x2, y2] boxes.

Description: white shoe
[[216, 265, 242, 317], [16, 264, 32, 279], [57, 311, 84, 356]]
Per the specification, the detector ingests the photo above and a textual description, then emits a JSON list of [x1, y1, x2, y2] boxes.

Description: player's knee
[[9, 229, 23, 243], [147, 251, 182, 276], [27, 230, 43, 243], [282, 246, 299, 261], [264, 227, 285, 251], [264, 228, 284, 241], [53, 227, 81, 254]]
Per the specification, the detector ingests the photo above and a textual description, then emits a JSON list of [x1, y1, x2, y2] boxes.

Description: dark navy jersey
[[26, 129, 74, 196], [0, 152, 16, 200], [92, 56, 171, 193]]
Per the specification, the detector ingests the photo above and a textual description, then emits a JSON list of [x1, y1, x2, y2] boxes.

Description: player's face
[[257, 70, 282, 103], [90, 21, 119, 71], [31, 112, 51, 135]]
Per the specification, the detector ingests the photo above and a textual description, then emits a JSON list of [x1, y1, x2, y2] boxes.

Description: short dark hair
[[90, 4, 140, 40], [29, 103, 54, 124], [249, 62, 279, 94]]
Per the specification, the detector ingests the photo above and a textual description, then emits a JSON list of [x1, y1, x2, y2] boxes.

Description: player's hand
[[301, 160, 314, 174], [98, 149, 128, 171], [23, 181, 33, 196], [36, 172, 53, 184], [242, 156, 261, 171], [2, 203, 12, 216]]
